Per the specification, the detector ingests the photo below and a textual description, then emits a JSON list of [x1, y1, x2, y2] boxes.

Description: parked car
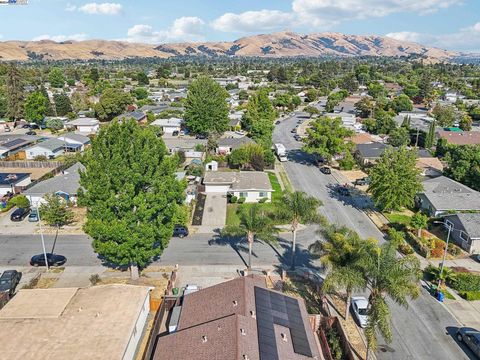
[[0, 270, 22, 296], [351, 296, 369, 328], [195, 134, 207, 139], [21, 124, 30, 129], [29, 123, 40, 130], [172, 130, 179, 136], [456, 327, 480, 357], [25, 130, 36, 135], [294, 134, 302, 141], [173, 225, 189, 238], [291, 128, 297, 134], [474, 254, 480, 263], [320, 166, 331, 174], [354, 177, 371, 186], [10, 207, 31, 222], [4, 126, 11, 132], [28, 209, 39, 222], [30, 253, 67, 267]]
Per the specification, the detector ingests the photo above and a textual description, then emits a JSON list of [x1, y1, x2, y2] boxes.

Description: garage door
[[204, 185, 231, 193]]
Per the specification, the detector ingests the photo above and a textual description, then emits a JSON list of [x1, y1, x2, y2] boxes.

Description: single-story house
[[117, 111, 147, 124], [355, 142, 388, 165], [56, 132, 91, 152], [24, 162, 84, 206], [66, 118, 99, 134], [228, 112, 243, 131], [325, 112, 356, 127], [162, 138, 207, 154], [442, 213, 480, 254], [151, 118, 183, 134], [416, 150, 444, 178], [203, 171, 273, 203], [0, 173, 31, 196], [25, 138, 65, 160], [0, 136, 38, 160], [216, 137, 255, 155], [416, 176, 480, 216], [436, 130, 480, 146]]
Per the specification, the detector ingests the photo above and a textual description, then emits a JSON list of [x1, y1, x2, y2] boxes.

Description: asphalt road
[[274, 111, 472, 360]]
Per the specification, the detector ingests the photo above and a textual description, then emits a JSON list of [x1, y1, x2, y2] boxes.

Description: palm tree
[[222, 204, 278, 270], [277, 191, 323, 270], [310, 225, 376, 319], [361, 241, 421, 359]]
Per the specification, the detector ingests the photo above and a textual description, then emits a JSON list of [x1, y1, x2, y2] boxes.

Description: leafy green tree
[[39, 194, 74, 228], [0, 86, 7, 118], [391, 94, 413, 113], [375, 111, 396, 135], [71, 92, 90, 112], [5, 63, 24, 120], [45, 118, 64, 133], [401, 115, 411, 129], [184, 76, 229, 135], [48, 68, 66, 88], [355, 97, 374, 118], [305, 89, 318, 103], [242, 89, 276, 148], [238, 90, 248, 101], [309, 225, 377, 319], [368, 147, 422, 211], [425, 120, 436, 149], [228, 143, 266, 171], [136, 72, 149, 86], [339, 150, 356, 170], [368, 82, 387, 99], [459, 114, 473, 131], [222, 204, 278, 269], [24, 91, 49, 123], [304, 105, 320, 118], [361, 241, 421, 359], [303, 116, 354, 162], [387, 127, 410, 147], [89, 68, 100, 83], [403, 84, 419, 99], [54, 93, 73, 116], [443, 144, 480, 191], [132, 87, 148, 100], [94, 88, 132, 121], [276, 192, 322, 270], [411, 212, 428, 237], [39, 86, 55, 116], [432, 104, 456, 127], [156, 65, 171, 79], [79, 120, 186, 279]]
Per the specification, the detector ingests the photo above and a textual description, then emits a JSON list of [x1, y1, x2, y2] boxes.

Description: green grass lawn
[[385, 213, 412, 226], [268, 172, 283, 202]]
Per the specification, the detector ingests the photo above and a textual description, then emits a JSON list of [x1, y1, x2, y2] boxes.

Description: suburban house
[[416, 150, 444, 178], [56, 132, 91, 152], [436, 130, 480, 146], [0, 173, 31, 196], [325, 112, 356, 127], [117, 110, 147, 124], [442, 213, 480, 254], [0, 285, 151, 360], [24, 162, 84, 206], [151, 118, 183, 134], [416, 176, 480, 216], [0, 136, 37, 160], [203, 171, 273, 203], [25, 138, 65, 160], [66, 118, 100, 134], [216, 137, 255, 155], [163, 138, 207, 154], [355, 142, 388, 165], [151, 275, 323, 360]]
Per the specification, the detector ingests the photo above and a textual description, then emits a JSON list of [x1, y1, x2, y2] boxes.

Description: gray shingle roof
[[24, 163, 84, 197], [31, 138, 65, 152], [356, 143, 388, 159], [57, 132, 90, 145], [421, 176, 480, 212], [445, 213, 480, 239], [217, 137, 255, 149]]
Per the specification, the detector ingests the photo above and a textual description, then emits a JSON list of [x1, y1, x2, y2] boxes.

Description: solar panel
[[254, 286, 313, 359], [2, 138, 25, 148]]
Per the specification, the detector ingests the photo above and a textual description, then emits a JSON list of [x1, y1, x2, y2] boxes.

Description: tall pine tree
[[242, 89, 276, 148], [425, 120, 436, 149], [5, 63, 24, 121]]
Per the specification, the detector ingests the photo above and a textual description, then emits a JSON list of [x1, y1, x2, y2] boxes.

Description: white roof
[[151, 118, 184, 127], [67, 118, 99, 126]]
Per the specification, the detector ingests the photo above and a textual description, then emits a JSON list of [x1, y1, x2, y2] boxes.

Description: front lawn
[[268, 171, 283, 202], [385, 212, 412, 227], [226, 202, 283, 227]]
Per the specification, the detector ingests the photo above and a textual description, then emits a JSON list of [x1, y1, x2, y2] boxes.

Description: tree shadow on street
[[286, 149, 317, 166]]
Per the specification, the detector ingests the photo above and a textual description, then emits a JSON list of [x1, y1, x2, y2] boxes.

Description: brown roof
[[348, 133, 374, 145], [153, 275, 323, 360], [416, 157, 444, 173], [437, 131, 480, 145]]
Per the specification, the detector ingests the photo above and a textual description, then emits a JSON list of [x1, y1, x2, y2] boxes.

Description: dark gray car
[[0, 270, 22, 297], [457, 327, 480, 357]]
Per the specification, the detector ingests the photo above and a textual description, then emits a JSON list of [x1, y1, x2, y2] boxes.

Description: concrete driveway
[[0, 208, 39, 235], [197, 192, 227, 233]]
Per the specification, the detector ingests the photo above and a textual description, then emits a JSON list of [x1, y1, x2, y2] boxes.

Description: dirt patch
[[37, 207, 87, 235], [339, 170, 368, 183], [98, 275, 169, 299]]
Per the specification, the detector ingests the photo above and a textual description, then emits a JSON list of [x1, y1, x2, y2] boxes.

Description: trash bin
[[172, 287, 179, 295], [437, 291, 445, 302]]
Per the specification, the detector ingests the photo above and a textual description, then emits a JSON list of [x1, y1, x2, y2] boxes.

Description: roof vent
[[240, 328, 246, 336], [201, 336, 208, 343], [233, 300, 238, 307], [250, 310, 256, 318], [217, 325, 222, 331], [243, 356, 249, 360], [281, 333, 288, 342]]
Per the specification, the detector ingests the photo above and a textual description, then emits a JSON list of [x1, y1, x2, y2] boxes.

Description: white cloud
[[211, 0, 463, 33], [32, 33, 88, 42], [211, 10, 295, 33], [126, 17, 205, 43], [71, 2, 123, 15], [386, 22, 480, 52]]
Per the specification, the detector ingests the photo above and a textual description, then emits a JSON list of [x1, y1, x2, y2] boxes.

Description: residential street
[[274, 111, 472, 360]]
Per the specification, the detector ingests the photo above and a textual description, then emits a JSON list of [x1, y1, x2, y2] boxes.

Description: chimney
[[240, 328, 246, 336], [281, 333, 288, 342], [233, 300, 238, 307], [201, 336, 208, 343]]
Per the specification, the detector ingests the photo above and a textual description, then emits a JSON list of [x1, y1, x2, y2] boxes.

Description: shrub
[[405, 231, 430, 258], [238, 197, 246, 204], [398, 242, 414, 255], [230, 196, 238, 204], [452, 273, 480, 292], [89, 274, 101, 285], [34, 155, 48, 161], [326, 328, 343, 360], [447, 242, 461, 257], [258, 197, 268, 204], [458, 291, 480, 301], [9, 195, 30, 209]]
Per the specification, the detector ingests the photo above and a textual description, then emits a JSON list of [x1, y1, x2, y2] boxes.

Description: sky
[[0, 0, 479, 52]]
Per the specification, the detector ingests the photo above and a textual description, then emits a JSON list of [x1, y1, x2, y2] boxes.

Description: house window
[[259, 192, 268, 198], [460, 232, 469, 243], [239, 192, 248, 198]]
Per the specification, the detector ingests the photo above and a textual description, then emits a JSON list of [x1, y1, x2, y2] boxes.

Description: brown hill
[[0, 32, 456, 61]]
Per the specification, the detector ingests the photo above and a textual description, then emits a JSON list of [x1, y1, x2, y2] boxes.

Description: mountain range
[[0, 31, 457, 62]]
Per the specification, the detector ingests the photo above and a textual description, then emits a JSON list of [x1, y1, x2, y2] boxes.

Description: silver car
[[351, 296, 369, 328], [457, 327, 480, 357]]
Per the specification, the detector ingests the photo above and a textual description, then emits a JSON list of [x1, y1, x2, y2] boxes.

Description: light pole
[[434, 220, 453, 278], [29, 196, 49, 271]]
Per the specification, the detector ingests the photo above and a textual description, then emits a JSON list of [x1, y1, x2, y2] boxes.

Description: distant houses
[[25, 138, 65, 160], [66, 118, 100, 134], [0, 173, 31, 196]]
